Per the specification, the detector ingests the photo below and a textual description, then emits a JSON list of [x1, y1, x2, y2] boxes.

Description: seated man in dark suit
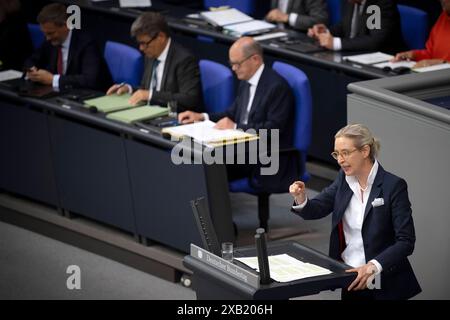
[[107, 12, 203, 112], [266, 0, 329, 31], [178, 37, 295, 181], [24, 3, 111, 91], [307, 0, 406, 53]]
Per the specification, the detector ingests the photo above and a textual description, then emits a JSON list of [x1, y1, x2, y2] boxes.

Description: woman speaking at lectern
[[290, 124, 421, 300]]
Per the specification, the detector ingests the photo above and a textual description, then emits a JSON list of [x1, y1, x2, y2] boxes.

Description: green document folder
[[106, 106, 169, 124], [84, 94, 135, 113]]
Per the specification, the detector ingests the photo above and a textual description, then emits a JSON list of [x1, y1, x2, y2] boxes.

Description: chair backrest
[[27, 23, 45, 50], [203, 0, 257, 16], [326, 0, 342, 25], [272, 62, 312, 180], [199, 59, 235, 114], [104, 41, 143, 87], [398, 5, 428, 50]]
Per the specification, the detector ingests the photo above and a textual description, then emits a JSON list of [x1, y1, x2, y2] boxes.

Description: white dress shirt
[[242, 63, 264, 125], [278, 0, 299, 28], [124, 38, 171, 100], [52, 30, 72, 89], [292, 160, 383, 274], [148, 38, 171, 101]]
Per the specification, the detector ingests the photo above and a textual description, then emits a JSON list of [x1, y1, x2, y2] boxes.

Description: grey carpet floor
[[0, 190, 341, 300]]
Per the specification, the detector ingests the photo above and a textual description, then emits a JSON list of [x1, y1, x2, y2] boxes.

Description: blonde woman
[[290, 124, 421, 300]]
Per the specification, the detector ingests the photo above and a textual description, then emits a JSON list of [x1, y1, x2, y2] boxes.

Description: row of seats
[[25, 25, 313, 228], [24, 2, 428, 228], [27, 3, 430, 52]]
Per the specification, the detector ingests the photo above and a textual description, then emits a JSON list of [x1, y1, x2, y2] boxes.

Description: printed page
[[236, 254, 332, 283], [343, 52, 394, 65]]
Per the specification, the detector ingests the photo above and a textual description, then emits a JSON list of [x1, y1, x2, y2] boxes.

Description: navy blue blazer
[[209, 66, 294, 149], [25, 30, 112, 91], [292, 164, 421, 299]]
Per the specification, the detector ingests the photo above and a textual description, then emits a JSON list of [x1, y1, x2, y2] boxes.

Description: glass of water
[[221, 242, 234, 262], [167, 100, 178, 118]]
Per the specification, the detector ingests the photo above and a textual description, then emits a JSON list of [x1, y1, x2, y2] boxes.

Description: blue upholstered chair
[[229, 62, 312, 230], [199, 59, 235, 114], [398, 5, 428, 49], [27, 23, 45, 50], [104, 41, 143, 87], [326, 0, 342, 25], [203, 0, 257, 16]]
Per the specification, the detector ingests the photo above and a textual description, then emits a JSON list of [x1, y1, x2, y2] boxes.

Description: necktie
[[238, 81, 251, 125], [350, 3, 360, 39], [57, 45, 63, 75], [150, 59, 160, 92]]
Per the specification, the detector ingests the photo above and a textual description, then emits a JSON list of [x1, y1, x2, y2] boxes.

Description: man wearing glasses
[[178, 37, 294, 180], [107, 12, 203, 112], [179, 37, 293, 143]]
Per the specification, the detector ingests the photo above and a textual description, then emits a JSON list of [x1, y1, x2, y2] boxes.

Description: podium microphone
[[255, 228, 271, 285]]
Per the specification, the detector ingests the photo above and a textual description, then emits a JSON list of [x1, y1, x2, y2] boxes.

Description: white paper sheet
[[413, 63, 450, 73], [200, 8, 252, 27], [343, 52, 393, 65], [224, 20, 276, 36], [253, 32, 288, 42], [162, 120, 257, 146], [119, 0, 151, 8], [373, 61, 416, 69], [0, 70, 23, 82], [236, 254, 332, 283]]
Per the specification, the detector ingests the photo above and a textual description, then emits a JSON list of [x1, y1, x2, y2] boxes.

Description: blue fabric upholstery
[[204, 0, 257, 16], [27, 23, 45, 50], [398, 5, 428, 50], [199, 59, 235, 114], [104, 41, 143, 87], [326, 0, 342, 25]]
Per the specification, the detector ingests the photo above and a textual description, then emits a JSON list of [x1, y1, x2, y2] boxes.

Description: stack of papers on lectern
[[236, 254, 332, 283], [200, 8, 275, 36], [162, 120, 258, 147], [106, 106, 168, 124]]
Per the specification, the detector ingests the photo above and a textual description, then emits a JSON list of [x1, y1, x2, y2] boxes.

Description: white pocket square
[[372, 198, 384, 207]]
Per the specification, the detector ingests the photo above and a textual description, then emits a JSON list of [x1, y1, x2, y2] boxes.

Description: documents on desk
[[236, 254, 332, 283], [253, 32, 288, 42], [413, 63, 450, 73], [200, 8, 275, 36], [0, 70, 23, 82], [223, 20, 276, 37], [106, 106, 168, 124], [373, 60, 416, 69], [84, 94, 137, 113], [118, 0, 151, 8], [200, 8, 252, 27], [343, 52, 394, 65], [161, 120, 258, 147]]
